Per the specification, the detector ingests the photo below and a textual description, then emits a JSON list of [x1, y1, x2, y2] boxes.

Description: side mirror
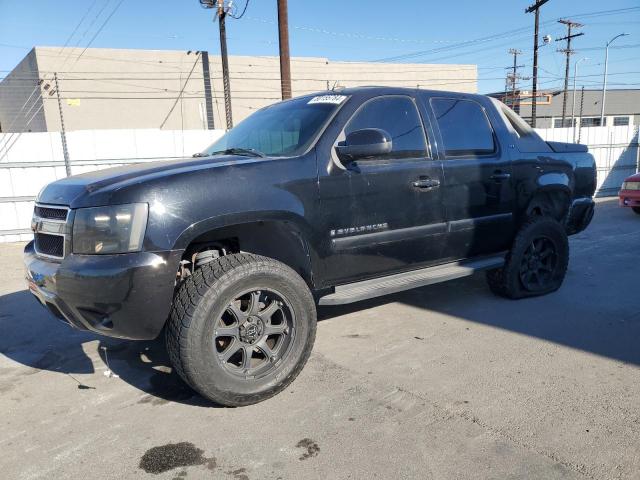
[[335, 128, 392, 161]]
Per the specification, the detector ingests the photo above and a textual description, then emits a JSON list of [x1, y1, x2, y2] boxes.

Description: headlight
[[622, 181, 640, 191], [72, 203, 148, 254]]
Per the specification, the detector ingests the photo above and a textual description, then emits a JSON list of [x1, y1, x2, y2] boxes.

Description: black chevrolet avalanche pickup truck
[[25, 87, 596, 406]]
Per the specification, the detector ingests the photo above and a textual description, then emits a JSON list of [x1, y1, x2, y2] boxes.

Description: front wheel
[[166, 253, 316, 406], [486, 217, 569, 299], [632, 207, 640, 215]]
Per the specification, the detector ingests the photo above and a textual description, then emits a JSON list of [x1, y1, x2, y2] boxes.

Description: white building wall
[[1, 47, 477, 134]]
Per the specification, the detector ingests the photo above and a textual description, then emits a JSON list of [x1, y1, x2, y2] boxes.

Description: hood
[[37, 154, 263, 207], [625, 172, 640, 183]]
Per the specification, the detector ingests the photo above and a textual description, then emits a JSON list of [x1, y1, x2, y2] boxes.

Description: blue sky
[[0, 0, 638, 94]]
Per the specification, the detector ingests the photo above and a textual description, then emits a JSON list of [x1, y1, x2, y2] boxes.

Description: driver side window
[[345, 96, 428, 160]]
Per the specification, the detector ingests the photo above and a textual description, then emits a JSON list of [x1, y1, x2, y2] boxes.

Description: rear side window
[[345, 96, 428, 159], [431, 98, 495, 157]]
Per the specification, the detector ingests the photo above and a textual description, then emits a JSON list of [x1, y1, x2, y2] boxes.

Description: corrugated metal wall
[[535, 125, 639, 196], [0, 129, 223, 242]]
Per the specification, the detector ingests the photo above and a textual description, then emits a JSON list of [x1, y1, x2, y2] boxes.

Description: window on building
[[431, 98, 495, 157], [580, 117, 603, 128], [613, 116, 630, 126], [553, 118, 576, 128], [345, 96, 428, 159]]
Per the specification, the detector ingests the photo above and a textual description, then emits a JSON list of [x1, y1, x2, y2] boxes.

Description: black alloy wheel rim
[[214, 289, 295, 379], [518, 236, 558, 292]]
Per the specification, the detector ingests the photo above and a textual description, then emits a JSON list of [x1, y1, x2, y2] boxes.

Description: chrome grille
[[32, 203, 71, 260], [34, 233, 64, 258], [34, 205, 68, 221]]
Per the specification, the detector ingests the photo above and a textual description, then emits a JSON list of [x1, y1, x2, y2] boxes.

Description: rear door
[[428, 96, 516, 260], [317, 94, 447, 285]]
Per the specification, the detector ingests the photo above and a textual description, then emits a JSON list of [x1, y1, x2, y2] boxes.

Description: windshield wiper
[[192, 152, 209, 157], [208, 147, 265, 158]]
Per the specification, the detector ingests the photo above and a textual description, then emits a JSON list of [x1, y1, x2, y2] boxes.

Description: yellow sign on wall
[[66, 99, 81, 106]]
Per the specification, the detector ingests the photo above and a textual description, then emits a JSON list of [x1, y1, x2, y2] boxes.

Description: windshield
[[203, 95, 346, 157]]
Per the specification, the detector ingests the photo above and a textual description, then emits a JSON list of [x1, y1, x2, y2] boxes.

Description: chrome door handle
[[412, 178, 441, 189], [490, 172, 511, 180]]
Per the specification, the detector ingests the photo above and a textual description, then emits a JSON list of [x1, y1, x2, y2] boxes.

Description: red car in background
[[619, 173, 640, 215]]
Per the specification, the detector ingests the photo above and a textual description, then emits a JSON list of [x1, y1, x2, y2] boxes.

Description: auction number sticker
[[308, 95, 347, 105]]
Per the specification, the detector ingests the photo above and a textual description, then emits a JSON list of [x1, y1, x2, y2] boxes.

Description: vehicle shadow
[[320, 199, 640, 367], [1, 201, 637, 406], [0, 289, 211, 407]]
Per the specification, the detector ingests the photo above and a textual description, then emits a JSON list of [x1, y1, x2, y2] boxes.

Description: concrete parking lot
[[1, 199, 639, 480]]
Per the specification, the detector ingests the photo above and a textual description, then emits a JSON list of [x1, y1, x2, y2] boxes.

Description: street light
[[600, 33, 630, 126], [572, 57, 588, 142]]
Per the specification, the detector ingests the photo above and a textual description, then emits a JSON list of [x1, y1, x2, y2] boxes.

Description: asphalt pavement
[[1, 199, 639, 480]]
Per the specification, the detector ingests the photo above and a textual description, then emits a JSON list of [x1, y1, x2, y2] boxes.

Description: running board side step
[[318, 254, 505, 306]]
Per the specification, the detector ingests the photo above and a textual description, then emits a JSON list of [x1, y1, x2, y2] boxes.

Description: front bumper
[[619, 190, 640, 208], [566, 197, 595, 235], [24, 241, 182, 340]]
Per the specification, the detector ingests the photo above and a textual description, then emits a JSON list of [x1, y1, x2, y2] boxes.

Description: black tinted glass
[[431, 98, 495, 157], [345, 96, 427, 159]]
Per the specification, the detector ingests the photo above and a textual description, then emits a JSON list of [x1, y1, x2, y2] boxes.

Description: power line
[[56, 0, 100, 54], [0, 0, 127, 159], [159, 54, 202, 129], [371, 6, 639, 64], [229, 0, 250, 19], [69, 0, 127, 71], [555, 19, 584, 124], [525, 0, 551, 128]]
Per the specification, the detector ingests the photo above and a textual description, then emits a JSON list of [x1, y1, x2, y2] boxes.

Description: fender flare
[[173, 211, 319, 288]]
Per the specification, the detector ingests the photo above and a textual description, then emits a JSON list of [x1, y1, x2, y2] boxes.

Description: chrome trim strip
[[448, 213, 513, 232], [34, 203, 70, 223]]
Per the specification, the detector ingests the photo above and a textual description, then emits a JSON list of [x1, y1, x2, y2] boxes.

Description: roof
[[308, 85, 486, 100]]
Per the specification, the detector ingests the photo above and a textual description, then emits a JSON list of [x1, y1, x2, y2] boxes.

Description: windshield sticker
[[308, 95, 347, 105]]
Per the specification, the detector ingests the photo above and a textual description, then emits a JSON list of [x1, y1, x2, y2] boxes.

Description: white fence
[[0, 128, 223, 242], [535, 124, 639, 197], [0, 125, 638, 243]]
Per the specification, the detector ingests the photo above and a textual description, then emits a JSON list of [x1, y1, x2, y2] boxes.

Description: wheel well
[[525, 190, 570, 222], [179, 221, 315, 288]]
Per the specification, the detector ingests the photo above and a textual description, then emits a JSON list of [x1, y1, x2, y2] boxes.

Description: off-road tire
[[166, 253, 316, 406], [486, 217, 569, 299], [632, 207, 640, 215]]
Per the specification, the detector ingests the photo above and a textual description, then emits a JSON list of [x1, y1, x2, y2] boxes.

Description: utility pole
[[571, 57, 588, 141], [506, 49, 523, 109], [277, 0, 292, 100], [577, 86, 585, 143], [217, 1, 233, 129], [200, 1, 234, 129], [525, 0, 550, 128], [53, 73, 71, 176], [555, 19, 584, 126]]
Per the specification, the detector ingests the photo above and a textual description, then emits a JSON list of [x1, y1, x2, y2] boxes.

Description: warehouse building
[[0, 46, 477, 133], [492, 88, 640, 129]]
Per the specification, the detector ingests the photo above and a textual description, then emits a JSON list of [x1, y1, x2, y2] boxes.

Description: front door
[[318, 95, 447, 286], [428, 96, 515, 260]]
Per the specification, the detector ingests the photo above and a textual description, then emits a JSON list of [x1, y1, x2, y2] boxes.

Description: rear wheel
[[632, 207, 640, 215], [166, 253, 316, 406], [486, 217, 569, 299]]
